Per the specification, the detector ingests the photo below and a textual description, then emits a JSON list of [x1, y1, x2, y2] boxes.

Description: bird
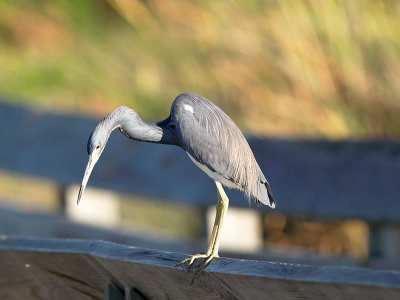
[[77, 92, 275, 285]]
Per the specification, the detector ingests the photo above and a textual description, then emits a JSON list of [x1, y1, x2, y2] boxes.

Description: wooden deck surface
[[0, 236, 399, 300]]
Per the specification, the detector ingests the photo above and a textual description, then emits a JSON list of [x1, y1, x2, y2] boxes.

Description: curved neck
[[102, 106, 178, 145], [122, 119, 164, 143]]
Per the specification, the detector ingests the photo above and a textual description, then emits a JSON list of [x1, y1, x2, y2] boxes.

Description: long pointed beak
[[77, 153, 99, 205]]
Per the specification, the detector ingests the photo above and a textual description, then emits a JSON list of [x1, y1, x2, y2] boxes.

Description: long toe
[[176, 253, 209, 271], [189, 253, 218, 286]]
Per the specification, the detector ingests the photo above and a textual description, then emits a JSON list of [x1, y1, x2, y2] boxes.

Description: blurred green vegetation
[[1, 0, 400, 138]]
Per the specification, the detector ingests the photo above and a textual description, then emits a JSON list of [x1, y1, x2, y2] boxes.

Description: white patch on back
[[183, 104, 194, 113], [186, 152, 241, 190]]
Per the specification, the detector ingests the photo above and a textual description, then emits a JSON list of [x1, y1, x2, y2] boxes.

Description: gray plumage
[[84, 92, 275, 208], [78, 92, 276, 284]]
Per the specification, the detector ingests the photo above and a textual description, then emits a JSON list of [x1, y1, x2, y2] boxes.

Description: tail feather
[[264, 180, 276, 208], [252, 180, 276, 209]]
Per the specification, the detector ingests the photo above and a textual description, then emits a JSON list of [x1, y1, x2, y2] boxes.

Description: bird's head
[[77, 123, 115, 204]]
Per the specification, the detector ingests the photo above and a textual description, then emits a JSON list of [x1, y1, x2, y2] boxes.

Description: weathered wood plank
[[1, 101, 400, 222], [0, 236, 399, 300]]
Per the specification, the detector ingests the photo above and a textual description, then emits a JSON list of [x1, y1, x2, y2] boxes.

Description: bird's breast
[[186, 152, 240, 190]]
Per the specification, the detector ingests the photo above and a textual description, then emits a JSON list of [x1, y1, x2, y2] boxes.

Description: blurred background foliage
[[1, 0, 400, 138]]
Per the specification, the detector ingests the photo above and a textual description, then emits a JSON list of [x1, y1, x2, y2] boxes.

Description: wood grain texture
[[1, 101, 400, 221], [0, 236, 399, 300]]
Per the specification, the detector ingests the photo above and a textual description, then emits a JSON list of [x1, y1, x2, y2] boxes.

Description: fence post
[[369, 223, 400, 264]]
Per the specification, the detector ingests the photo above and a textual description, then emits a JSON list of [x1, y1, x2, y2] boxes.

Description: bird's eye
[[169, 123, 175, 129], [96, 145, 100, 149]]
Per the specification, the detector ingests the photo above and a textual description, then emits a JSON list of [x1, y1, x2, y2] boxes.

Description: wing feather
[[171, 92, 275, 207]]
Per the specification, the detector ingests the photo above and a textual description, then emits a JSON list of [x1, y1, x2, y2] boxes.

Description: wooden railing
[[1, 236, 399, 300]]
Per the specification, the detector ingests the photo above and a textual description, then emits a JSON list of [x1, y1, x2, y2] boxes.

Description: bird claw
[[176, 253, 219, 286], [176, 253, 208, 270]]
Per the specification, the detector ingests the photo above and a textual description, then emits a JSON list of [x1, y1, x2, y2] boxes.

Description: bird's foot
[[176, 253, 210, 270], [176, 252, 219, 286]]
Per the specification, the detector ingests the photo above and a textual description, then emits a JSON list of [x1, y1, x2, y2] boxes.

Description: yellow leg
[[176, 181, 229, 285]]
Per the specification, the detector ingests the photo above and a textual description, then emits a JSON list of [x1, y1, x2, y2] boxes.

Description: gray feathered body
[[169, 93, 275, 208], [90, 92, 275, 208]]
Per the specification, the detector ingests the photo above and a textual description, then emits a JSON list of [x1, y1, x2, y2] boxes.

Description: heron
[[77, 92, 275, 285]]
